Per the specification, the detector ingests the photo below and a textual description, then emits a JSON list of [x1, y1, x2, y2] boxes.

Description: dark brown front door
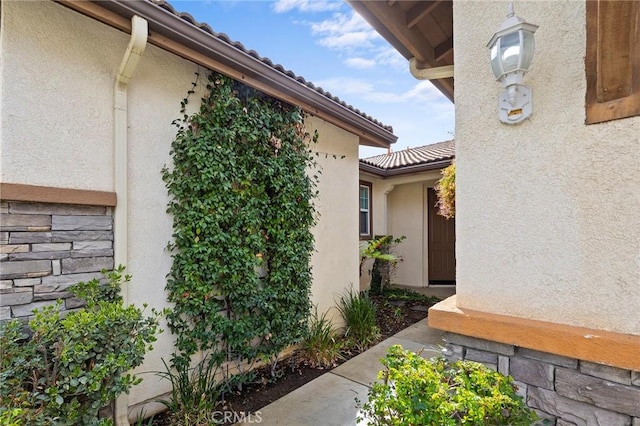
[[427, 188, 456, 284]]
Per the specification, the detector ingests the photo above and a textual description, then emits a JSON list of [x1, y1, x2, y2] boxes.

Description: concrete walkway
[[253, 319, 447, 426]]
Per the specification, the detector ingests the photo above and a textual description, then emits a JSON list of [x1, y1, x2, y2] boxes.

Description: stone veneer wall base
[[442, 332, 640, 426], [0, 201, 114, 321]]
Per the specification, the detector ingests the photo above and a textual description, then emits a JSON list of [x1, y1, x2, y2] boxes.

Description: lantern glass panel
[[521, 30, 535, 70], [499, 31, 521, 74], [490, 44, 502, 78]]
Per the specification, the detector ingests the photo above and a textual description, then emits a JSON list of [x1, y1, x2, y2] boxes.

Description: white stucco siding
[[359, 171, 444, 289], [1, 1, 120, 190], [125, 45, 207, 407], [454, 1, 640, 334], [308, 117, 360, 324], [388, 182, 425, 287], [369, 176, 389, 237]]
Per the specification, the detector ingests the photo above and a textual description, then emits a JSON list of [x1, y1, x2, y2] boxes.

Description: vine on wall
[[162, 72, 319, 371]]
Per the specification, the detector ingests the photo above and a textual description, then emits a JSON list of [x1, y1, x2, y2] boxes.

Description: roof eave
[[359, 158, 453, 177], [346, 0, 454, 103], [56, 0, 397, 148]]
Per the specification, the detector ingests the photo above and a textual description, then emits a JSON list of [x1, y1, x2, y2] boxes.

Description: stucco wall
[[124, 37, 209, 410], [388, 182, 425, 287], [359, 171, 443, 289], [1, 0, 118, 191], [308, 117, 360, 323], [454, 1, 640, 335], [2, 0, 364, 412]]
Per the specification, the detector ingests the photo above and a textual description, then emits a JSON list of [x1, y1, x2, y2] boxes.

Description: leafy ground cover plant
[[336, 289, 380, 351], [0, 267, 161, 425], [358, 345, 537, 425], [300, 308, 344, 369], [380, 286, 438, 303]]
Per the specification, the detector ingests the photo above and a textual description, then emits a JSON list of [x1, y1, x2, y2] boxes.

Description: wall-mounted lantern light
[[487, 3, 538, 125]]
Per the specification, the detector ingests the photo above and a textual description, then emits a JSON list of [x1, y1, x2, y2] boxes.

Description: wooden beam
[[429, 296, 640, 372], [406, 1, 441, 29], [586, 0, 640, 124], [0, 183, 117, 206], [434, 37, 453, 62], [360, 1, 436, 65], [595, 0, 634, 102]]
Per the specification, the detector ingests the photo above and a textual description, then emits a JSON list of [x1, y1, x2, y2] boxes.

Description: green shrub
[[0, 407, 24, 426], [360, 236, 405, 294], [336, 289, 380, 351], [0, 267, 162, 425], [381, 286, 439, 303], [358, 345, 537, 425], [157, 354, 223, 425], [300, 308, 344, 368], [435, 162, 455, 219]]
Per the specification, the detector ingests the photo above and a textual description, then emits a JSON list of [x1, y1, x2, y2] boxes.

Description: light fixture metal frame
[[487, 4, 538, 125]]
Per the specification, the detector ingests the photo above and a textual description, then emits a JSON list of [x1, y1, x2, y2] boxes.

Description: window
[[359, 182, 372, 239], [585, 0, 640, 124]]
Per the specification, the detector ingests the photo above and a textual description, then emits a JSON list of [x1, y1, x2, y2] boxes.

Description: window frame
[[585, 0, 640, 124], [359, 181, 373, 240]]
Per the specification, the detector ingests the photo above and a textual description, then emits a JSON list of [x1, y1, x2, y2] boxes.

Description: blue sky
[[173, 0, 455, 158]]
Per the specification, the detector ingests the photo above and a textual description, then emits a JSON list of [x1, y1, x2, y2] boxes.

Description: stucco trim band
[[0, 183, 117, 207], [428, 296, 640, 372]]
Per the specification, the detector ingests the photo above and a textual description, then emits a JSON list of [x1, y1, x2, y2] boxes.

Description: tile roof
[[149, 0, 393, 133], [360, 140, 454, 170]]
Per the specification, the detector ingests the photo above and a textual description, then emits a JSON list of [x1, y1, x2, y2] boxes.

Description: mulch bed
[[151, 290, 439, 425]]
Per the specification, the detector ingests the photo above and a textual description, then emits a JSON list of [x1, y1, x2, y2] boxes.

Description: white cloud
[[315, 77, 375, 97], [310, 11, 370, 34], [319, 32, 378, 49], [304, 12, 406, 72], [344, 57, 376, 69], [404, 80, 447, 102], [309, 12, 380, 50], [272, 0, 343, 13], [343, 47, 406, 70], [315, 78, 451, 107], [372, 46, 406, 70]]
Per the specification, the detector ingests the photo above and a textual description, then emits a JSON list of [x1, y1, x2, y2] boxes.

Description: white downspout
[[113, 15, 148, 426], [409, 57, 454, 80]]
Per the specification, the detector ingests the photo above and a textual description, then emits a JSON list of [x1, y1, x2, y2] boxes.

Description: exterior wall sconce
[[487, 4, 538, 125]]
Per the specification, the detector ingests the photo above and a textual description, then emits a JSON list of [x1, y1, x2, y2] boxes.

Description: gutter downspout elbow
[[113, 15, 148, 426], [409, 57, 454, 80]]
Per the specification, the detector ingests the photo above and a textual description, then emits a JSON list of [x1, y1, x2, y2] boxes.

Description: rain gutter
[[113, 14, 148, 426]]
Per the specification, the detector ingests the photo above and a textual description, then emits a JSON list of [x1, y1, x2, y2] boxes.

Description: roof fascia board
[[56, 0, 396, 148], [359, 158, 453, 177]]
